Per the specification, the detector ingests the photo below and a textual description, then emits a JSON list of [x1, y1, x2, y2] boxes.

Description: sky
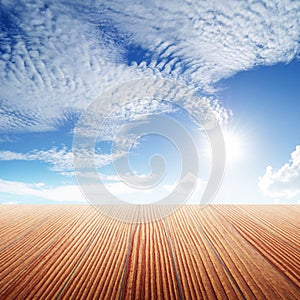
[[0, 0, 300, 205]]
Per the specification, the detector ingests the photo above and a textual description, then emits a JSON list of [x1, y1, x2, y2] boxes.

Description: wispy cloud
[[259, 145, 300, 200], [0, 179, 86, 202], [0, 0, 153, 132], [101, 0, 300, 88], [0, 147, 123, 174], [0, 178, 178, 204], [1, 1, 299, 133], [1, 201, 19, 205]]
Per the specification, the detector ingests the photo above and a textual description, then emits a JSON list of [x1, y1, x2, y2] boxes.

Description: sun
[[223, 130, 244, 165], [202, 128, 245, 167]]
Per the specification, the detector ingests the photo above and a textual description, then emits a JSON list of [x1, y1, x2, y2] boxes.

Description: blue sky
[[0, 0, 300, 205]]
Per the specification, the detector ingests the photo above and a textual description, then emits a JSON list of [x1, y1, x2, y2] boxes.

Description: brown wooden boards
[[0, 205, 299, 299]]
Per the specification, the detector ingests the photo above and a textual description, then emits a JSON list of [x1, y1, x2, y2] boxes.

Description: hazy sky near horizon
[[0, 0, 300, 205]]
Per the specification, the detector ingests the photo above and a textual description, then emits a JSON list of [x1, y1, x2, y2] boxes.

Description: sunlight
[[223, 130, 244, 165]]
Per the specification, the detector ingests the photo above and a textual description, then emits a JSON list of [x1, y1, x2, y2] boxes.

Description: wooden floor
[[0, 205, 299, 299]]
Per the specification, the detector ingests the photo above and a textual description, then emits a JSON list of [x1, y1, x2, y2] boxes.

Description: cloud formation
[[259, 146, 300, 199], [101, 0, 300, 86], [1, 0, 299, 133], [0, 178, 183, 204], [0, 0, 151, 132], [0, 147, 122, 174], [0, 179, 86, 202]]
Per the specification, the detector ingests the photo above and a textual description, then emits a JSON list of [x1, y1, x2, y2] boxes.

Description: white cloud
[[1, 201, 19, 205], [0, 0, 156, 132], [0, 179, 86, 202], [73, 97, 176, 139], [0, 178, 167, 204], [102, 0, 300, 88], [0, 148, 74, 173], [162, 177, 207, 204], [259, 146, 300, 199], [0, 147, 124, 174], [273, 198, 281, 204], [1, 0, 299, 134]]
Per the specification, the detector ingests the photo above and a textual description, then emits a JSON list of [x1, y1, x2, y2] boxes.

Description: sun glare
[[223, 130, 244, 165]]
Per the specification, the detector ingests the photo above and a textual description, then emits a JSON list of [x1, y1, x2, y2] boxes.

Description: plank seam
[[162, 217, 184, 300], [55, 214, 105, 300], [212, 205, 300, 294], [118, 207, 138, 300], [186, 206, 247, 300]]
